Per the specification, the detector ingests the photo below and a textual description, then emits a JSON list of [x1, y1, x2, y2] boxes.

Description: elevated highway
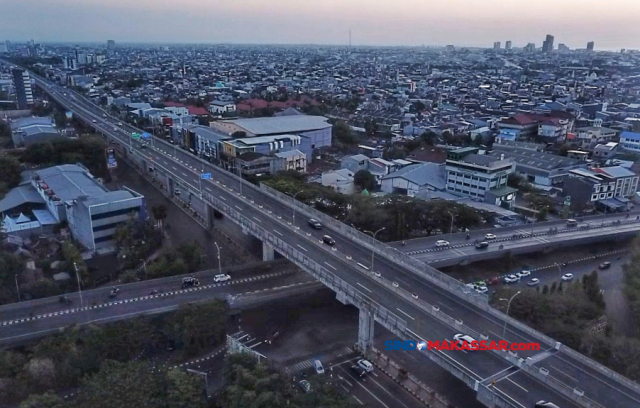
[[18, 70, 640, 408]]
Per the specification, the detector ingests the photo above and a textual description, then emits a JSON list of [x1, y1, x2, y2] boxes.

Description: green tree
[[151, 204, 168, 229], [165, 369, 206, 408], [176, 242, 204, 272], [19, 392, 67, 408], [0, 155, 22, 189], [167, 301, 227, 357], [353, 170, 376, 192], [333, 121, 357, 145]]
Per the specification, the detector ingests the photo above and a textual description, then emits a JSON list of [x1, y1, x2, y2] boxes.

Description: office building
[[505, 41, 512, 50], [107, 40, 115, 50], [445, 147, 517, 209], [12, 68, 33, 109], [587, 41, 594, 51], [524, 43, 536, 52], [542, 34, 554, 52], [493, 42, 501, 50], [558, 44, 570, 52]]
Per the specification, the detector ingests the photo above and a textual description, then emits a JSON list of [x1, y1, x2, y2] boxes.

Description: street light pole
[[500, 291, 521, 338], [214, 242, 222, 277], [447, 211, 455, 235], [14, 274, 20, 302], [363, 227, 386, 271], [73, 262, 84, 310], [140, 259, 147, 280], [288, 191, 304, 227], [239, 164, 249, 197], [556, 263, 562, 282]]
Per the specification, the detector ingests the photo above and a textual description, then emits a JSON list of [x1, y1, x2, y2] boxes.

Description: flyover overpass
[[22, 70, 640, 408]]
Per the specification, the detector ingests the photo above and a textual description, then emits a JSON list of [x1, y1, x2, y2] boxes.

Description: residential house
[[209, 101, 236, 116], [592, 142, 619, 162], [619, 131, 640, 153], [321, 169, 356, 194], [575, 125, 618, 150]]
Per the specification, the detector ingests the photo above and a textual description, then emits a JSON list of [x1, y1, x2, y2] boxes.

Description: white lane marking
[[182, 172, 189, 178], [297, 244, 308, 252], [396, 308, 415, 320], [507, 378, 529, 393], [340, 384, 350, 393], [357, 282, 372, 292], [352, 395, 364, 405], [351, 374, 390, 408], [274, 230, 283, 236], [324, 262, 337, 270], [248, 341, 263, 349], [368, 376, 412, 408], [235, 205, 242, 210], [438, 302, 454, 311], [220, 196, 226, 201], [549, 364, 578, 383], [253, 217, 262, 223]]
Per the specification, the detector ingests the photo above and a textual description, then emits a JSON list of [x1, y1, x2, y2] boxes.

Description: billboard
[[105, 148, 117, 169]]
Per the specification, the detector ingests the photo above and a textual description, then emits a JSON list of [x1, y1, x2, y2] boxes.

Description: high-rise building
[[587, 41, 594, 51], [558, 44, 570, 52], [12, 68, 33, 109], [107, 40, 115, 50], [505, 41, 512, 50], [524, 43, 536, 52], [493, 41, 501, 50], [542, 34, 554, 52]]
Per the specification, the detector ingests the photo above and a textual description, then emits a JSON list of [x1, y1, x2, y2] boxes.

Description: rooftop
[[35, 164, 109, 203], [223, 115, 331, 135]]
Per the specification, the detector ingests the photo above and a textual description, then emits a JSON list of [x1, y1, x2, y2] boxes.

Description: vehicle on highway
[[503, 275, 519, 284], [299, 380, 312, 393], [535, 401, 560, 408], [350, 364, 367, 378], [150, 290, 158, 295], [118, 122, 123, 126], [527, 278, 540, 286], [214, 273, 231, 283], [435, 240, 450, 247], [484, 233, 497, 240], [599, 261, 611, 270], [59, 296, 72, 304], [108, 287, 120, 298], [412, 293, 418, 299], [371, 271, 381, 277], [561, 273, 574, 281], [392, 281, 399, 288], [357, 359, 374, 372], [566, 219, 578, 227], [322, 235, 335, 246], [308, 218, 322, 229], [182, 277, 200, 288], [92, 119, 97, 123], [103, 114, 106, 117], [516, 270, 531, 278], [453, 333, 477, 350], [475, 241, 489, 249], [314, 359, 324, 374]]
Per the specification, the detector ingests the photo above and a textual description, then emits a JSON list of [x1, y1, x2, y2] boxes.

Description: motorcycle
[[466, 234, 470, 240]]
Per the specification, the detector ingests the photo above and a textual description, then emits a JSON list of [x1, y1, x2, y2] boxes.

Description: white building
[[321, 169, 355, 194], [209, 101, 237, 115], [275, 150, 307, 173]]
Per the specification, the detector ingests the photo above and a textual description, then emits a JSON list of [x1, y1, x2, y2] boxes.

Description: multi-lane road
[[32, 77, 640, 408]]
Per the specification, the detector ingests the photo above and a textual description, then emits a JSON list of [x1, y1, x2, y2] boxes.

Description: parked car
[[322, 235, 335, 246], [527, 278, 540, 286], [214, 273, 231, 283], [475, 286, 488, 294], [561, 273, 574, 281], [599, 262, 611, 270], [299, 380, 312, 393], [504, 275, 519, 284], [435, 240, 450, 247], [314, 359, 324, 374], [484, 233, 497, 240]]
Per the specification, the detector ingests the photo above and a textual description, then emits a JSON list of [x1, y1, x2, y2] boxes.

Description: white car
[[213, 273, 231, 283], [527, 278, 540, 286], [357, 359, 374, 372], [561, 273, 574, 281], [314, 359, 324, 374], [516, 270, 531, 278], [435, 240, 450, 247], [503, 275, 519, 284], [453, 334, 477, 350], [475, 286, 488, 294], [484, 233, 497, 240]]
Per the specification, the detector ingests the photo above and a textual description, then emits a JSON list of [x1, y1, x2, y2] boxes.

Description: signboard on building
[[105, 148, 117, 169]]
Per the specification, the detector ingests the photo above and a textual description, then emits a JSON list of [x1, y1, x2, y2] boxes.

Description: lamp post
[[139, 259, 147, 280], [500, 291, 521, 338], [363, 227, 386, 272], [530, 203, 537, 237], [73, 262, 84, 310], [14, 274, 21, 302], [287, 191, 304, 227], [239, 164, 249, 197], [447, 211, 455, 235], [214, 242, 222, 277], [556, 263, 562, 282]]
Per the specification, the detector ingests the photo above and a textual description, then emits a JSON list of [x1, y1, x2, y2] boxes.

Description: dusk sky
[[2, 0, 640, 50]]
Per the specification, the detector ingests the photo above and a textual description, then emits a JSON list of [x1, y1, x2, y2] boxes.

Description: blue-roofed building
[[0, 164, 146, 252], [496, 128, 519, 142], [619, 131, 640, 153]]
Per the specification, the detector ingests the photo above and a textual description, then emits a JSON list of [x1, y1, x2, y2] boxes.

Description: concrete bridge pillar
[[204, 203, 213, 229], [262, 242, 275, 261], [358, 306, 375, 353]]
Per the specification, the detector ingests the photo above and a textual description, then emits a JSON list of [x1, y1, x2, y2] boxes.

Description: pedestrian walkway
[[284, 346, 355, 373]]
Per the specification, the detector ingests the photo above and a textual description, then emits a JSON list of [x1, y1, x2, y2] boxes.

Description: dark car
[[182, 277, 200, 288], [308, 219, 322, 229], [599, 262, 611, 270], [322, 235, 335, 246], [59, 296, 72, 304], [350, 365, 367, 379], [475, 241, 489, 249], [298, 380, 312, 393]]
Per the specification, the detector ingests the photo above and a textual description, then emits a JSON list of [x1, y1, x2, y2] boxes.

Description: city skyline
[[2, 0, 640, 50]]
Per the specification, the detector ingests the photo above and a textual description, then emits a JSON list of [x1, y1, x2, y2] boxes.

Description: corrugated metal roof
[[36, 164, 108, 202], [0, 185, 45, 213], [224, 115, 331, 135]]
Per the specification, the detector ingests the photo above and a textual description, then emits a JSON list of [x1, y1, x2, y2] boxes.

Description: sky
[[2, 0, 640, 50]]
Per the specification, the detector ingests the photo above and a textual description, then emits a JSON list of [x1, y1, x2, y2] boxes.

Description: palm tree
[[151, 204, 167, 229]]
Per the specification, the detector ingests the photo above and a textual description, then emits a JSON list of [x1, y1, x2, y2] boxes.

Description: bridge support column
[[204, 203, 213, 229], [358, 306, 375, 353], [262, 242, 274, 261]]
